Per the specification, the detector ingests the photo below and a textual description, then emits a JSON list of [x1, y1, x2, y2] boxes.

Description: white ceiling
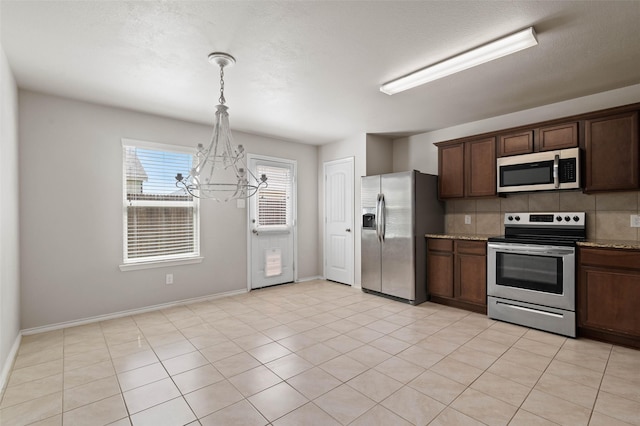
[[2, 1, 639, 145]]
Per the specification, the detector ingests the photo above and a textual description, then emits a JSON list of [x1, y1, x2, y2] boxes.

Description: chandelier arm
[[175, 180, 200, 199]]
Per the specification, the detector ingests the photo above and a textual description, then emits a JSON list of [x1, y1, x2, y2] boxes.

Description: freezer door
[[361, 176, 381, 292], [381, 171, 415, 300]]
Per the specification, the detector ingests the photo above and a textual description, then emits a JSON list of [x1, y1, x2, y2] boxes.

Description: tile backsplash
[[445, 190, 640, 242]]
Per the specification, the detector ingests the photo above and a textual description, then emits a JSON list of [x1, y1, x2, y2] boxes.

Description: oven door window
[[496, 252, 563, 294]]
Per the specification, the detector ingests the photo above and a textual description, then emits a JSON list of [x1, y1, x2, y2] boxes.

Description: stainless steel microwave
[[497, 147, 580, 193]]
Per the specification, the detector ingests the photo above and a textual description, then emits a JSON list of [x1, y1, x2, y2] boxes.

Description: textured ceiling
[[2, 1, 639, 144]]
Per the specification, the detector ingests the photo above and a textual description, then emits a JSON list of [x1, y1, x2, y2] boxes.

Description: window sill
[[119, 256, 203, 272]]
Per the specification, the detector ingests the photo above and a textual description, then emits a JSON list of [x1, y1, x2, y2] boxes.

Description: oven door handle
[[553, 154, 560, 188], [488, 243, 574, 256]]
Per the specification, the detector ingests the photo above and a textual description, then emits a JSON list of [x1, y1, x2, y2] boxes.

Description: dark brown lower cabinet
[[578, 247, 640, 349], [427, 238, 487, 314]]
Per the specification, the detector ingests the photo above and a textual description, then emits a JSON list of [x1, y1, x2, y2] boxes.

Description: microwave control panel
[[559, 158, 577, 183]]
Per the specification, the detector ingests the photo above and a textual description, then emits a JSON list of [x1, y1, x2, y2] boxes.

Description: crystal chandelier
[[176, 52, 267, 201]]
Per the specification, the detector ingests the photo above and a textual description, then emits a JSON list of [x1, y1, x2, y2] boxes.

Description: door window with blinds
[[122, 140, 199, 264], [255, 164, 292, 229]]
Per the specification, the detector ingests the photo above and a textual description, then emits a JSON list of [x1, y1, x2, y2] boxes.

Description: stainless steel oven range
[[487, 212, 586, 337]]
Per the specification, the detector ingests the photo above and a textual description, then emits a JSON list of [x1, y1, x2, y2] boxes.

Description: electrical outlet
[[631, 214, 640, 228], [166, 273, 174, 285], [464, 215, 472, 225]]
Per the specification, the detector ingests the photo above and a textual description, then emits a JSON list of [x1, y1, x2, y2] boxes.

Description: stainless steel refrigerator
[[361, 171, 444, 304]]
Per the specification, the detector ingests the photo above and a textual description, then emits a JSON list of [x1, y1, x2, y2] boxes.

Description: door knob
[[346, 228, 351, 232]]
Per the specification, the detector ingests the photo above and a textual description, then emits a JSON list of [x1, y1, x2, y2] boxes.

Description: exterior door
[[324, 158, 354, 285], [248, 156, 296, 289]]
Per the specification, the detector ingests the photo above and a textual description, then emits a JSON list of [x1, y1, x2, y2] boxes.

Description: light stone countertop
[[425, 234, 491, 241], [425, 234, 640, 250], [577, 240, 640, 250]]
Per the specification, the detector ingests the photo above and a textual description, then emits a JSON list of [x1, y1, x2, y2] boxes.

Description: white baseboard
[[21, 288, 248, 336], [1, 333, 22, 398], [296, 275, 324, 283]]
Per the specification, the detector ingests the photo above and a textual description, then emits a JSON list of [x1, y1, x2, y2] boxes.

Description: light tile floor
[[1, 280, 639, 426]]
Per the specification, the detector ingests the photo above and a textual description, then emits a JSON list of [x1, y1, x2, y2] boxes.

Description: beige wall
[[18, 91, 319, 329], [365, 134, 393, 175], [445, 191, 640, 241], [0, 47, 21, 385]]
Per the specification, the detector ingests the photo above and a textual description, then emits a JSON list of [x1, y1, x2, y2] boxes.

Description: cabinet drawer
[[455, 240, 486, 255], [580, 247, 640, 270], [428, 238, 453, 252]]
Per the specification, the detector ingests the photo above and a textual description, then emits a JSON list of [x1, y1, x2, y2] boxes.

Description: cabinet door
[[579, 267, 640, 336], [465, 137, 496, 197], [438, 143, 464, 199], [455, 241, 487, 306], [427, 251, 454, 298], [537, 122, 578, 151], [498, 131, 533, 157], [585, 111, 639, 192]]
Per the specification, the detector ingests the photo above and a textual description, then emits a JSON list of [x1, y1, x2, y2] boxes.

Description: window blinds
[[123, 143, 199, 263], [256, 164, 291, 227]]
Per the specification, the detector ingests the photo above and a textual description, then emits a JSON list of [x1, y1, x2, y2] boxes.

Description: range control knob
[[565, 216, 571, 222], [515, 216, 520, 221], [508, 215, 514, 221], [573, 216, 580, 222], [556, 215, 562, 222]]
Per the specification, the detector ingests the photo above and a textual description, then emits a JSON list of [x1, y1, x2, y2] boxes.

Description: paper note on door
[[265, 248, 282, 277]]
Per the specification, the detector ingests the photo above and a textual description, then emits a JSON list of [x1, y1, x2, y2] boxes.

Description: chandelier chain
[[219, 66, 226, 105]]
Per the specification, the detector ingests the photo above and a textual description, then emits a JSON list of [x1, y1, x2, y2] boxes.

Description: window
[[256, 164, 292, 228], [122, 139, 199, 266]]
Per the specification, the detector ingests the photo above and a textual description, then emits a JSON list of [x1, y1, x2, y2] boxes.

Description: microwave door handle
[[553, 154, 560, 188]]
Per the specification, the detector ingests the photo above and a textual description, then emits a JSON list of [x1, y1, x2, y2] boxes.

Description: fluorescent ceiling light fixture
[[380, 27, 538, 95]]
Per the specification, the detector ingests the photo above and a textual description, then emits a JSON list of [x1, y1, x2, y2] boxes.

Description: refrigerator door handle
[[375, 194, 382, 242], [380, 194, 386, 242]]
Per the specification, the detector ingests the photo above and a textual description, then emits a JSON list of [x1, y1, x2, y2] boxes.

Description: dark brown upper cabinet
[[436, 102, 639, 198], [585, 111, 639, 192], [438, 143, 465, 199], [498, 123, 578, 157], [537, 122, 579, 151], [465, 137, 496, 198], [498, 131, 533, 157], [438, 137, 496, 199]]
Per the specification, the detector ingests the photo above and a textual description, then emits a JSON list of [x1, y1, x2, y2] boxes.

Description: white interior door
[[324, 157, 354, 285], [248, 156, 296, 289]]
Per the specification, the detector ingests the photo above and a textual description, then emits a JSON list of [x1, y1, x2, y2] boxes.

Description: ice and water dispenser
[[362, 209, 376, 229]]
